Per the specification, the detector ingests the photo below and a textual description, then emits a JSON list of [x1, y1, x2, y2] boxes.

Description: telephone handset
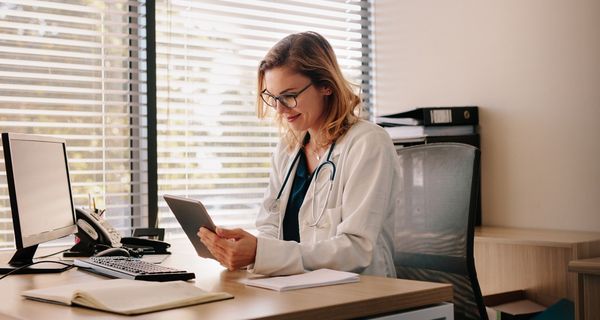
[[66, 208, 170, 257], [76, 208, 122, 247]]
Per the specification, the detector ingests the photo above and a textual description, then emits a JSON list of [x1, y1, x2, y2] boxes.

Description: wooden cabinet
[[474, 226, 600, 319]]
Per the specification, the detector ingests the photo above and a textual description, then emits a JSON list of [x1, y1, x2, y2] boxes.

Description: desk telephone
[[66, 208, 170, 257]]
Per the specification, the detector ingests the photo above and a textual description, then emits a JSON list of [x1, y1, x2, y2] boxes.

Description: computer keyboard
[[74, 256, 195, 282]]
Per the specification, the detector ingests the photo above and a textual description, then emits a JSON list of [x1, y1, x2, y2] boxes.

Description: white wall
[[374, 0, 600, 231]]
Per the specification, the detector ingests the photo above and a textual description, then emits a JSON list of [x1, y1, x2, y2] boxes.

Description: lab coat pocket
[[314, 206, 342, 240]]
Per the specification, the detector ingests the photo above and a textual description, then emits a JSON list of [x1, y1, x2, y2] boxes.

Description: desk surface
[[0, 240, 452, 320], [476, 226, 600, 248]]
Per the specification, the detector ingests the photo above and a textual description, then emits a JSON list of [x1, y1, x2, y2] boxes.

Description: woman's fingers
[[197, 226, 256, 270]]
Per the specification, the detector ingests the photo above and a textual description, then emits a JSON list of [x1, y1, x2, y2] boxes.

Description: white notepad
[[22, 279, 233, 315], [242, 269, 360, 291]]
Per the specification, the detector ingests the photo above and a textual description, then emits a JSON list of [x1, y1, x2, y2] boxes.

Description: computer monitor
[[1, 133, 77, 274]]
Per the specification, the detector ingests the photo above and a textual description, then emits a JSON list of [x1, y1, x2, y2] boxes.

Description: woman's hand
[[198, 227, 257, 271]]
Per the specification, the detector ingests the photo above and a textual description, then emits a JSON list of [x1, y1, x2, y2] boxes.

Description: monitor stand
[[0, 244, 70, 274]]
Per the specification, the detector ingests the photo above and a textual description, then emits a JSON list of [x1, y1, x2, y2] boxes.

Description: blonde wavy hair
[[256, 31, 361, 151]]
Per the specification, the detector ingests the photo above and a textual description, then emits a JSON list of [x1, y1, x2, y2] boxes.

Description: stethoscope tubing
[[275, 151, 302, 201]]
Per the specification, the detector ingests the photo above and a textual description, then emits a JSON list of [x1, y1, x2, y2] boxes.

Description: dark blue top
[[282, 149, 313, 242]]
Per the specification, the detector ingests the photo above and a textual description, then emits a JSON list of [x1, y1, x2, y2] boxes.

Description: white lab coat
[[251, 120, 401, 277]]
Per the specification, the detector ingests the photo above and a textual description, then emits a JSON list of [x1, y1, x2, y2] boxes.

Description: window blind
[[0, 0, 148, 248], [155, 0, 373, 237]]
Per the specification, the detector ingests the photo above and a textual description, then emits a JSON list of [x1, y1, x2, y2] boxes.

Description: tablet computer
[[163, 194, 217, 259]]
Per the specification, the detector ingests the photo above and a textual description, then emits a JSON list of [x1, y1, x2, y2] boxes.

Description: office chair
[[393, 143, 486, 320]]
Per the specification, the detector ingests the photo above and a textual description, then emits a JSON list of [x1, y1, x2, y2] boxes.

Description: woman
[[198, 31, 401, 277]]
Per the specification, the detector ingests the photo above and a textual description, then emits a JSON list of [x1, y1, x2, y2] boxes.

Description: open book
[[22, 279, 233, 315], [242, 268, 359, 291]]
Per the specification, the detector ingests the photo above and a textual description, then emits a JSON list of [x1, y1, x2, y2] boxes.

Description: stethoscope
[[267, 140, 337, 227]]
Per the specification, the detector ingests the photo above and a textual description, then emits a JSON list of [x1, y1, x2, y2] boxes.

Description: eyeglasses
[[260, 83, 312, 109]]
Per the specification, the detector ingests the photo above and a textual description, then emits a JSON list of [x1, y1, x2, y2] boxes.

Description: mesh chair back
[[394, 143, 486, 320]]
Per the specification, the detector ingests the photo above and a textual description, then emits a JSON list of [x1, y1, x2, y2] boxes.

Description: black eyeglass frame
[[260, 83, 312, 109]]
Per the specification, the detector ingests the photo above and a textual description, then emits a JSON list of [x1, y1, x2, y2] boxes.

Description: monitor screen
[[3, 133, 76, 248]]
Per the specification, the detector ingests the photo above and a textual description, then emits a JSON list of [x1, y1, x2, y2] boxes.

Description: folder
[[379, 106, 478, 126]]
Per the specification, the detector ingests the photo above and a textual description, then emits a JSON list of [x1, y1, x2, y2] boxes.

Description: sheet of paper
[[242, 269, 359, 291]]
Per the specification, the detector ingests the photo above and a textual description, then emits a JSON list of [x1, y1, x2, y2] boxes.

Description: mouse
[[95, 247, 131, 257]]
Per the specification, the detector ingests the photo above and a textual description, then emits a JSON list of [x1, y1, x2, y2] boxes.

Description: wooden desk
[[569, 257, 600, 320], [474, 226, 600, 319], [0, 240, 452, 320]]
